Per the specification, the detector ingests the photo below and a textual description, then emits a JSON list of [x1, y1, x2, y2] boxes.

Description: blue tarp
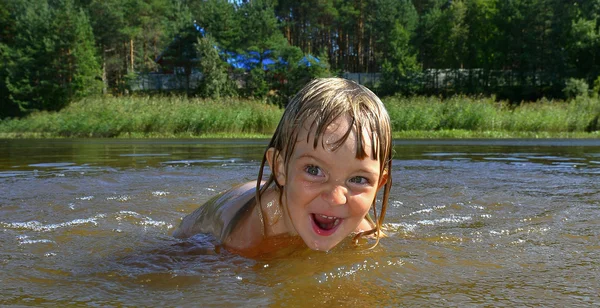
[[194, 22, 321, 71], [223, 50, 288, 71]]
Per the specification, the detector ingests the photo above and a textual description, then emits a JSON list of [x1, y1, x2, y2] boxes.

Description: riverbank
[[0, 95, 599, 138]]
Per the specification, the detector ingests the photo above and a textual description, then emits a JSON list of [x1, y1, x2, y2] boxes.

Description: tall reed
[[0, 95, 598, 138], [0, 96, 282, 137], [384, 95, 600, 133]]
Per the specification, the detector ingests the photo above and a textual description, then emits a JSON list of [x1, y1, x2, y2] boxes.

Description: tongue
[[313, 214, 338, 230]]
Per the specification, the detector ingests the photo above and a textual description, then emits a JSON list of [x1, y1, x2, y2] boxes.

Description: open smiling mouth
[[311, 214, 342, 236]]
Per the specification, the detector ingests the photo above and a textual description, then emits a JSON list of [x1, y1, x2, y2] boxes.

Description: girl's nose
[[322, 185, 347, 206]]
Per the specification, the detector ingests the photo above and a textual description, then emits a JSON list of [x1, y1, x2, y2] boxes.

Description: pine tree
[[0, 0, 18, 117], [2, 0, 101, 114], [195, 35, 235, 98]]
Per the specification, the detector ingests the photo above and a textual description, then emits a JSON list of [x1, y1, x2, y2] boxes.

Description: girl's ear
[[266, 147, 286, 186], [377, 170, 388, 190]]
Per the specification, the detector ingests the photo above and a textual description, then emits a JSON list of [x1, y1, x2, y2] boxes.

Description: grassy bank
[[0, 95, 599, 138], [0, 96, 281, 138], [385, 95, 600, 134]]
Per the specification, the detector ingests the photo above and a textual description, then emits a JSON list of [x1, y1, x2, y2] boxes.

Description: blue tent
[[222, 50, 287, 71], [194, 22, 322, 71], [298, 54, 321, 67]]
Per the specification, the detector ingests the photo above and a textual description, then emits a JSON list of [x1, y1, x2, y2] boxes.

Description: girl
[[173, 78, 393, 258]]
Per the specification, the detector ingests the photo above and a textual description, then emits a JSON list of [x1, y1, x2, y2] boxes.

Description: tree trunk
[[357, 0, 364, 72], [102, 47, 108, 94], [129, 39, 134, 73]]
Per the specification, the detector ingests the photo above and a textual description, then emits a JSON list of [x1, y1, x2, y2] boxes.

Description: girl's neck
[[259, 186, 289, 237]]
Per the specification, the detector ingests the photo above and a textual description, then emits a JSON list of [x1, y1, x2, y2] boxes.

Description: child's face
[[272, 116, 386, 251]]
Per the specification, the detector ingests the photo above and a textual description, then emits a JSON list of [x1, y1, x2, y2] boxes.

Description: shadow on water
[[1, 138, 599, 306]]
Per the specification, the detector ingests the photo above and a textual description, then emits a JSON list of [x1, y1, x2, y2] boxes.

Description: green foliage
[[568, 5, 600, 83], [236, 0, 282, 52], [3, 0, 600, 120], [244, 68, 269, 98], [1, 0, 101, 117], [85, 0, 191, 94], [195, 36, 236, 98], [373, 0, 419, 95], [190, 0, 322, 102], [69, 6, 103, 98], [290, 53, 332, 88], [593, 76, 600, 98], [563, 78, 589, 99], [463, 0, 498, 70], [379, 20, 420, 95], [0, 0, 17, 117], [234, 0, 311, 101], [267, 48, 332, 106], [191, 0, 240, 51]]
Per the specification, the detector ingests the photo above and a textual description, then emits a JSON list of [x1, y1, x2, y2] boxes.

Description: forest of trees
[[1, 0, 599, 118]]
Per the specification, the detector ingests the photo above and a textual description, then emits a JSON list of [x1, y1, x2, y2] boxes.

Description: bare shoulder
[[222, 183, 267, 250], [213, 181, 256, 201], [172, 181, 258, 239]]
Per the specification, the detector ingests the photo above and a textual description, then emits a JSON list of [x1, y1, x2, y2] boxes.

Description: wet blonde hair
[[256, 77, 393, 247]]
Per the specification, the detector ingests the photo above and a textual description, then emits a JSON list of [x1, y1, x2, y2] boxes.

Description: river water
[[1, 138, 599, 306]]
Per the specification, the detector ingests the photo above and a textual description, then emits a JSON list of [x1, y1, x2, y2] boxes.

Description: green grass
[[385, 95, 600, 134], [0, 96, 281, 138], [0, 95, 599, 138], [392, 130, 599, 139]]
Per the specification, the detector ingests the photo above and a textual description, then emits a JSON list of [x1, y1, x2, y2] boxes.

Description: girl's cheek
[[349, 195, 373, 214], [297, 173, 324, 187], [289, 172, 319, 190], [300, 180, 322, 191]]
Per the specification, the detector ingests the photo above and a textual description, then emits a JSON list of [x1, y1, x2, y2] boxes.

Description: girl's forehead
[[294, 116, 376, 157]]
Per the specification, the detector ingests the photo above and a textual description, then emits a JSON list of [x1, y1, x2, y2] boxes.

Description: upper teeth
[[319, 214, 336, 219]]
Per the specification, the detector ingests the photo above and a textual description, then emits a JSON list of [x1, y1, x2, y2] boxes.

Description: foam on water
[[1, 211, 172, 233], [1, 214, 106, 232], [417, 215, 473, 226], [17, 235, 55, 245], [115, 210, 173, 229], [152, 191, 170, 196]]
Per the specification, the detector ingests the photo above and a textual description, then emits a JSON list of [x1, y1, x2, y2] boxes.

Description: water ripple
[[1, 214, 106, 232]]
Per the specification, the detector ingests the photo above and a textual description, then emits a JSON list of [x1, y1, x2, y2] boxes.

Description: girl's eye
[[349, 176, 369, 185], [305, 165, 321, 176]]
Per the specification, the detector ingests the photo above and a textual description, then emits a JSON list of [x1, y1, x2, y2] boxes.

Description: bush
[[592, 76, 600, 98], [563, 78, 589, 99]]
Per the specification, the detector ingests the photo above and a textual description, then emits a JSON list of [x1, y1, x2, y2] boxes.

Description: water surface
[[1, 139, 599, 306]]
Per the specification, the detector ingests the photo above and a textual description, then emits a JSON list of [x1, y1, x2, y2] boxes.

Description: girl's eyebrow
[[296, 153, 321, 161], [297, 153, 380, 176], [355, 168, 380, 178]]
